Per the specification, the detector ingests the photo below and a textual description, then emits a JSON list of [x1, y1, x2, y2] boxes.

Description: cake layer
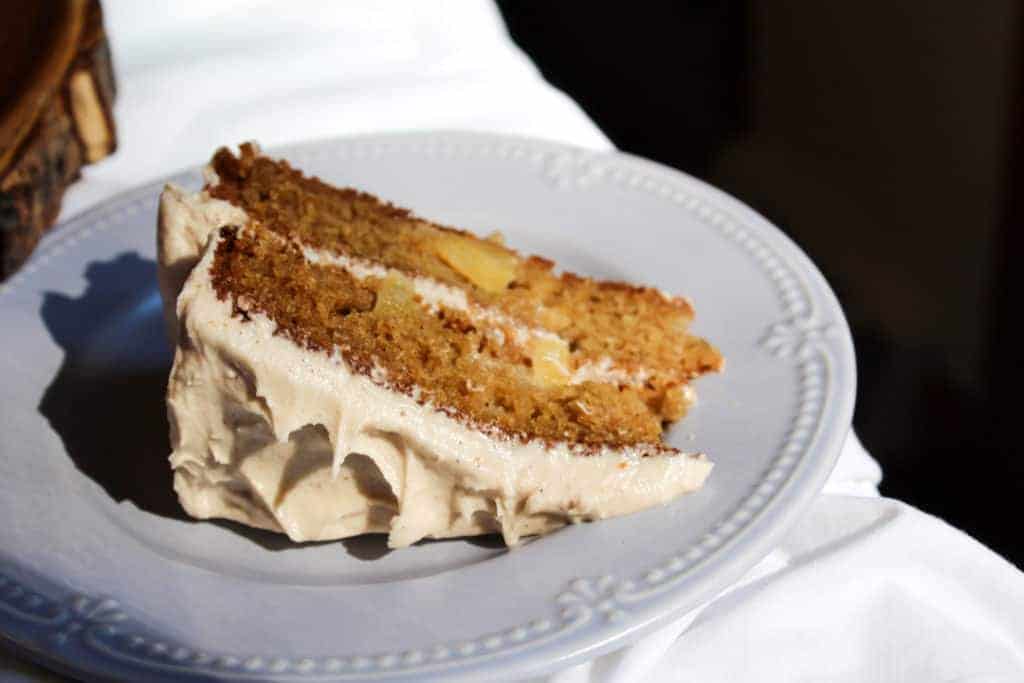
[[168, 228, 712, 547]]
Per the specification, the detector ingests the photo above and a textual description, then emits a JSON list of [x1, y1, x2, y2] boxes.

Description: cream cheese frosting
[[157, 183, 247, 340], [159, 182, 712, 548]]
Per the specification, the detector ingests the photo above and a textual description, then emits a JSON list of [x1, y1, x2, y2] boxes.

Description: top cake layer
[[204, 144, 723, 447]]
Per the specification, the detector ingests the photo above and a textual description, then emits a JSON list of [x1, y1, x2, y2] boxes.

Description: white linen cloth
[[5, 2, 1022, 681]]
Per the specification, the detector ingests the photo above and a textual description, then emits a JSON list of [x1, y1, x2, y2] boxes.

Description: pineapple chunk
[[528, 336, 571, 386], [539, 306, 572, 332], [434, 233, 518, 293], [660, 385, 690, 421], [374, 272, 416, 315]]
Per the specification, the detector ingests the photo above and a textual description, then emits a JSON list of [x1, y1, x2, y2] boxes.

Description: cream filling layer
[[301, 236, 655, 387], [300, 246, 558, 348], [167, 229, 712, 547]]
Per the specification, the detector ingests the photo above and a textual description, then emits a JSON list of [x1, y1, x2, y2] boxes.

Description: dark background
[[499, 1, 1023, 567]]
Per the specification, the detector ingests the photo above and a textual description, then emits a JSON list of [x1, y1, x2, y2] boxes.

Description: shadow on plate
[[346, 531, 508, 561], [38, 252, 187, 521], [35, 252, 510, 559], [211, 519, 505, 561]]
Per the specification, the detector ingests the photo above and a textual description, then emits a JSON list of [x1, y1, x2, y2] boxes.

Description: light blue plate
[[0, 132, 854, 681]]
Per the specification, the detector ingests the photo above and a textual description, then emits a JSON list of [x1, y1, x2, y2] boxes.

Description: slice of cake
[[158, 143, 723, 548]]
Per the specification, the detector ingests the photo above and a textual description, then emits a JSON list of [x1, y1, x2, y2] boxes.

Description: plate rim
[[0, 130, 855, 681]]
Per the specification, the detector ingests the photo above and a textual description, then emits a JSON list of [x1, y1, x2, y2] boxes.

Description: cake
[[158, 143, 723, 548]]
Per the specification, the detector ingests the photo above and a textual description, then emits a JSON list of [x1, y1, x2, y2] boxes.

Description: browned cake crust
[[0, 0, 116, 279], [207, 145, 723, 427]]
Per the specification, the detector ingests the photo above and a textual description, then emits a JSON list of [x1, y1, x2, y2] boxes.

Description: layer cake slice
[[158, 143, 723, 548]]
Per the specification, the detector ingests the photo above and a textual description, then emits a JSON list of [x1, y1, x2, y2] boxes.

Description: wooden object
[[0, 0, 116, 279]]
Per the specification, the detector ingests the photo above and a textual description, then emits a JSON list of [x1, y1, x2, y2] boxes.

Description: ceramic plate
[[0, 132, 854, 681]]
